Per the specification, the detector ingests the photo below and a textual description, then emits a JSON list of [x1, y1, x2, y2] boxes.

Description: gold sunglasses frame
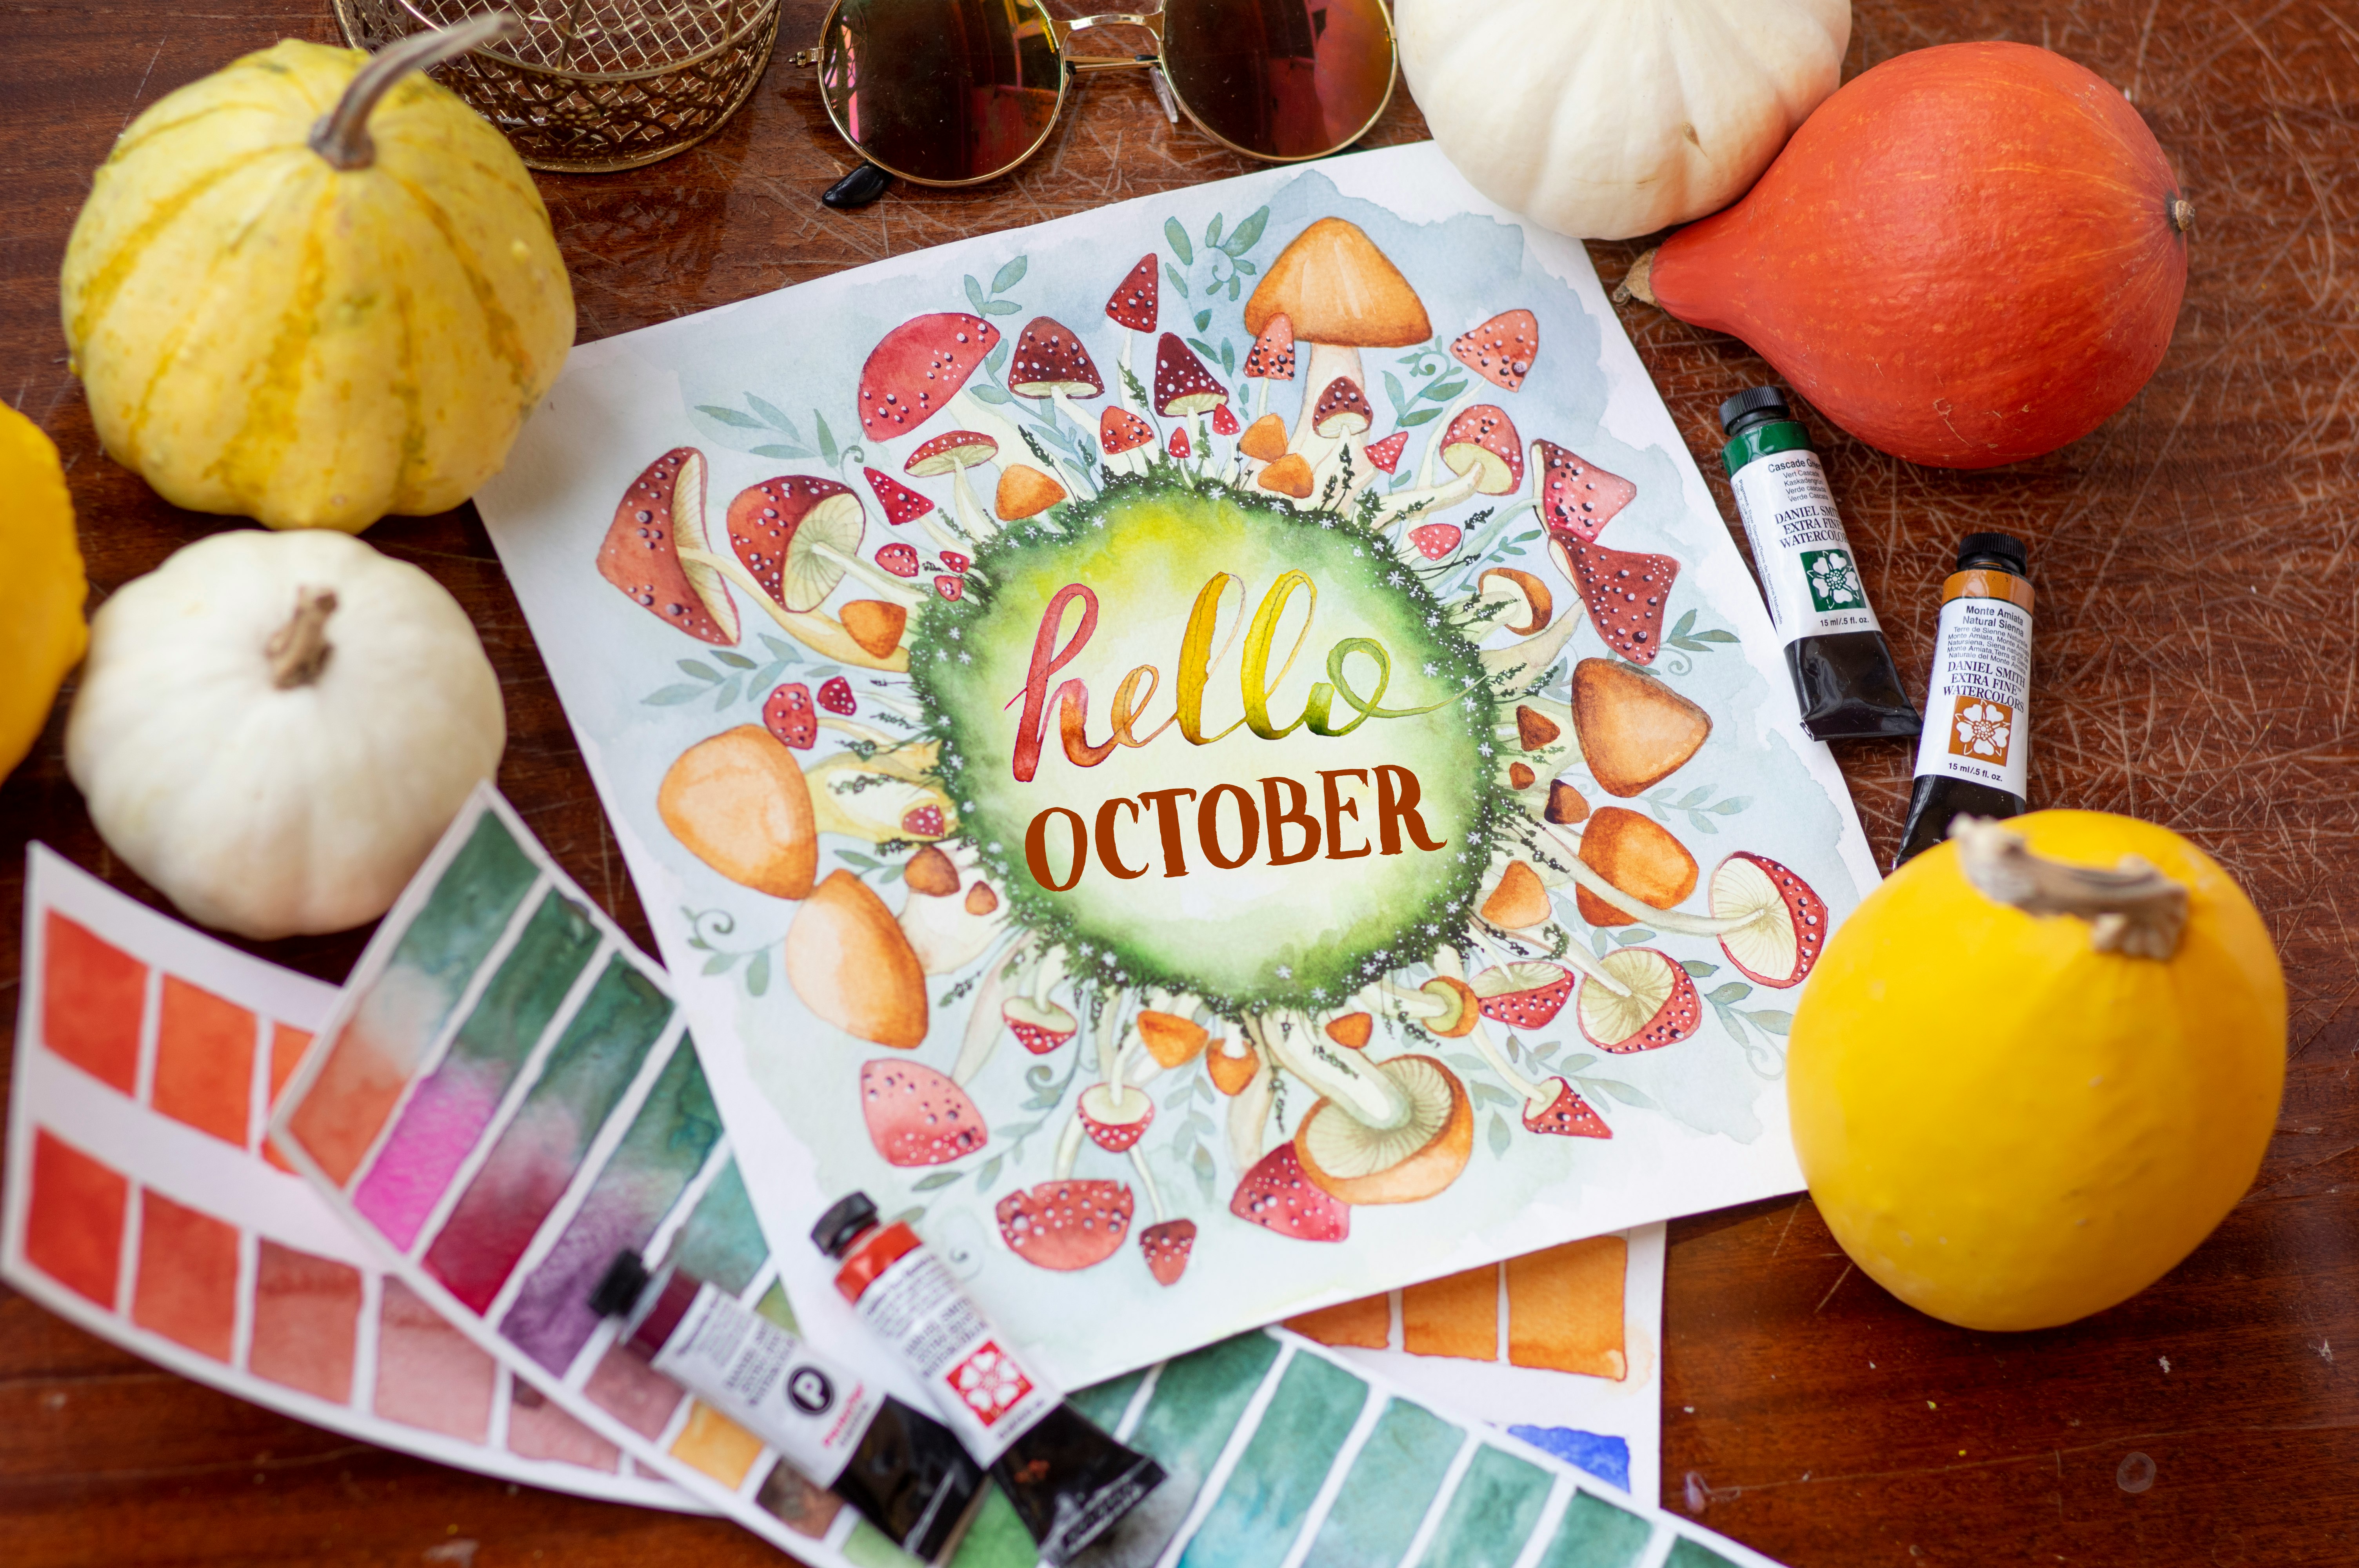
[[799, 0, 1399, 189]]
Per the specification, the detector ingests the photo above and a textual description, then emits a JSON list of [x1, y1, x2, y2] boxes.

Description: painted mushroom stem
[[1226, 1048, 1276, 1172], [674, 547, 910, 671], [807, 538, 929, 606], [950, 942, 1025, 1086], [1247, 1012, 1413, 1132], [1536, 820, 1765, 937], [1459, 920, 1631, 1000]]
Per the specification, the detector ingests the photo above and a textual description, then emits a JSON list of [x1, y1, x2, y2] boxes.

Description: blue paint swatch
[[1509, 1425, 1632, 1492]]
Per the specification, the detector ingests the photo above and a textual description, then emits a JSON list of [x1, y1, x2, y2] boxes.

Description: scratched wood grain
[[4, 2, 2357, 1563]]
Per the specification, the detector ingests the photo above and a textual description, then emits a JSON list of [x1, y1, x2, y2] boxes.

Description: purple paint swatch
[[353, 891, 599, 1249], [422, 958, 672, 1314], [499, 1042, 722, 1373]]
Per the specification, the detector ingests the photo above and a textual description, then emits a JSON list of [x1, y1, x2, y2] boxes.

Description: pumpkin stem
[[2170, 197, 2195, 234], [1615, 250, 1659, 307], [310, 12, 519, 172], [267, 587, 340, 689], [1951, 817, 2188, 960]]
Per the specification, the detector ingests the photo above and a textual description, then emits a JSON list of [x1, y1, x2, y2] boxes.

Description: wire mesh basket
[[332, 0, 781, 172]]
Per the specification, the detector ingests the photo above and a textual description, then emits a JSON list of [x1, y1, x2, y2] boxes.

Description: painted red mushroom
[[1365, 431, 1408, 474], [875, 542, 920, 578], [1168, 425, 1190, 460], [1470, 962, 1576, 1029], [1555, 535, 1679, 665], [1006, 316, 1105, 433], [1576, 948, 1703, 1053], [1078, 1082, 1155, 1151], [817, 677, 856, 715], [1105, 254, 1158, 334], [1710, 853, 1828, 987], [997, 1180, 1135, 1270], [861, 1059, 989, 1167], [1241, 311, 1297, 419], [934, 575, 965, 601], [1100, 406, 1155, 461], [1378, 404, 1526, 527], [727, 476, 916, 613], [1139, 1219, 1197, 1286], [1408, 523, 1461, 561], [1533, 441, 1638, 544], [1004, 996, 1078, 1053], [1230, 1143, 1348, 1242], [599, 448, 740, 644], [1154, 334, 1229, 434], [1210, 403, 1239, 437], [763, 682, 818, 749], [856, 312, 1000, 441], [1450, 309, 1539, 392], [864, 467, 936, 528], [1523, 1079, 1611, 1138], [905, 430, 999, 541]]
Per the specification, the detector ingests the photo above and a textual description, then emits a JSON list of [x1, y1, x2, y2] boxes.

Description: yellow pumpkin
[[0, 405, 88, 778], [1789, 811, 2284, 1330], [60, 21, 572, 533]]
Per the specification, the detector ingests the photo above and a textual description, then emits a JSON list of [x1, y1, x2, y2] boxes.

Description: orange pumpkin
[[1629, 42, 2190, 469]]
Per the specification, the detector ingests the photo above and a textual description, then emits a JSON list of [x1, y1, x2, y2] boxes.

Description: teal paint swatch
[[1069, 1367, 1147, 1432], [1411, 1444, 1554, 1568], [423, 957, 673, 1312], [371, 809, 539, 1040], [1299, 1398, 1463, 1568], [1665, 1539, 1743, 1568], [1177, 1351, 1370, 1568], [671, 1159, 769, 1295], [1534, 1492, 1655, 1568], [1076, 1330, 1285, 1561]]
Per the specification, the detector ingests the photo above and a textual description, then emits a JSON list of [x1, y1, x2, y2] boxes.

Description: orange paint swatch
[[670, 1402, 765, 1488], [25, 1129, 129, 1306], [1285, 1292, 1391, 1350], [248, 1241, 362, 1403], [153, 976, 256, 1147], [1403, 1263, 1500, 1360], [132, 1189, 240, 1361], [43, 912, 146, 1093], [1505, 1235, 1627, 1379], [262, 1024, 314, 1174]]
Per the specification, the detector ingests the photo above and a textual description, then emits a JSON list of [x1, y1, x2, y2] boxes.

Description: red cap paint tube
[[812, 1192, 1165, 1565], [589, 1249, 983, 1562], [1894, 532, 2035, 867]]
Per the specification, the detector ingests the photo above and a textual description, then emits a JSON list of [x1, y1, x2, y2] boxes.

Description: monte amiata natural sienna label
[[1912, 569, 2034, 799]]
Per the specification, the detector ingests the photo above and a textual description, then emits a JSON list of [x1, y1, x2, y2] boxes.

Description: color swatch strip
[[0, 847, 698, 1512], [267, 790, 880, 1564]]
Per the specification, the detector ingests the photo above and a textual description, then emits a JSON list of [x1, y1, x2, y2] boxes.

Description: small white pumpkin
[[66, 529, 505, 939], [1398, 0, 1850, 241]]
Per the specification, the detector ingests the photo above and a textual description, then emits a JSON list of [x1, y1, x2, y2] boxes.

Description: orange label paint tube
[[813, 1192, 1165, 1565], [591, 1250, 983, 1562], [1894, 532, 2036, 867]]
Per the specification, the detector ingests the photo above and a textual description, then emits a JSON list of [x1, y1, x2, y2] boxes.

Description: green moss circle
[[911, 471, 1510, 1013]]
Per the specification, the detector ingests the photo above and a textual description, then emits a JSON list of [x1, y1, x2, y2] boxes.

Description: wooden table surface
[[6, 2, 2357, 1563]]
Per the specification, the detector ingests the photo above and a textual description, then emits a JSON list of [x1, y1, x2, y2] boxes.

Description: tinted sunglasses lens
[[819, 0, 1065, 184], [1161, 0, 1396, 161]]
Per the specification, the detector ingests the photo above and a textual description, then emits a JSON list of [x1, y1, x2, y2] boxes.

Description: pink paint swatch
[[373, 1278, 496, 1442], [248, 1241, 362, 1403]]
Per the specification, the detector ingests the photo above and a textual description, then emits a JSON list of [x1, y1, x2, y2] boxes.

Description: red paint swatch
[[43, 912, 146, 1093], [262, 1024, 314, 1174], [507, 1381, 622, 1470], [373, 1279, 495, 1441], [25, 1129, 128, 1306], [248, 1241, 362, 1403], [132, 1189, 240, 1361], [153, 976, 256, 1147], [585, 1343, 687, 1440]]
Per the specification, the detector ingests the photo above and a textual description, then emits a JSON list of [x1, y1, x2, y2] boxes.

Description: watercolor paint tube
[[590, 1250, 983, 1561], [1720, 386, 1923, 742], [812, 1192, 1165, 1565], [1895, 532, 2036, 868]]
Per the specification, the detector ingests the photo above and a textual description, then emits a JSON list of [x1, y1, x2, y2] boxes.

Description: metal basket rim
[[364, 0, 782, 83]]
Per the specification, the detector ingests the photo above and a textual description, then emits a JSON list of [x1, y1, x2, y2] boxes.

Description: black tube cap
[[590, 1249, 651, 1318], [823, 162, 892, 210], [812, 1192, 881, 1259], [1956, 532, 2028, 575], [1718, 385, 1790, 433]]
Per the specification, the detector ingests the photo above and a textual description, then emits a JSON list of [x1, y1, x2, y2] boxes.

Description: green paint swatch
[[1664, 1538, 1743, 1568], [386, 809, 540, 1019], [1177, 1352, 1370, 1568], [1411, 1445, 1554, 1568], [1534, 1492, 1655, 1568], [1074, 1330, 1285, 1561], [1299, 1398, 1463, 1568], [946, 1485, 1040, 1568], [753, 1279, 798, 1334], [1069, 1367, 1147, 1432], [673, 1157, 769, 1295], [448, 890, 599, 1074]]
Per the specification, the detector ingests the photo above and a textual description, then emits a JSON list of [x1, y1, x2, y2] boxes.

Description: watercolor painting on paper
[[0, 846, 698, 1510], [476, 141, 1879, 1387]]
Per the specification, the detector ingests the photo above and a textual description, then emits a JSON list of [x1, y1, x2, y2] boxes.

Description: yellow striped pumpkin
[[60, 27, 572, 533]]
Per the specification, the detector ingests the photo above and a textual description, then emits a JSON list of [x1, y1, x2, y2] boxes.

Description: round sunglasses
[[803, 0, 1399, 188]]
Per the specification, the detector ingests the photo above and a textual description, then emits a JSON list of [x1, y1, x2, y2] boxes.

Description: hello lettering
[[1012, 573, 1451, 888]]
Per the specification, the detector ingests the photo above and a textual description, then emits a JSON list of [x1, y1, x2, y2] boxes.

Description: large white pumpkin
[[1398, 0, 1851, 241], [66, 528, 506, 938]]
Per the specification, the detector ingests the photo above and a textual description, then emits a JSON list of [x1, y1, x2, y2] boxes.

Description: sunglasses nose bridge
[[1054, 10, 1166, 70]]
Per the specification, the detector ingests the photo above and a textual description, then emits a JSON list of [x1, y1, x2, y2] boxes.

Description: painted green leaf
[[982, 298, 1021, 316], [985, 339, 1009, 376], [914, 1169, 963, 1191], [760, 635, 798, 662], [643, 684, 705, 706], [712, 649, 756, 669], [1745, 1009, 1794, 1034], [964, 274, 988, 314], [1225, 206, 1268, 254], [1418, 377, 1468, 403], [1205, 213, 1225, 248], [815, 412, 838, 463], [1384, 372, 1408, 413], [969, 381, 1013, 404], [1164, 217, 1193, 265], [1587, 1078, 1658, 1110], [1713, 797, 1752, 813], [711, 677, 741, 710], [677, 659, 720, 680], [991, 255, 1028, 294], [1611, 928, 1656, 945], [1227, 275, 1242, 301], [1487, 1111, 1512, 1156], [1165, 263, 1190, 298], [1194, 309, 1212, 332], [1671, 608, 1698, 638], [1398, 407, 1441, 428], [1707, 982, 1752, 1004], [745, 950, 770, 996], [696, 404, 765, 429], [1221, 340, 1236, 376], [1681, 959, 1719, 978], [702, 952, 734, 975], [751, 444, 811, 460], [1235, 258, 1258, 275]]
